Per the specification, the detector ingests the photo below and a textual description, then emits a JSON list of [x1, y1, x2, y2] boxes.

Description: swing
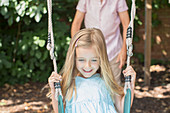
[[46, 0, 64, 112], [124, 0, 136, 112], [46, 0, 136, 113]]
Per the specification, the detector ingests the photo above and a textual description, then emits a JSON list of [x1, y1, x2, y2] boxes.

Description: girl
[[48, 28, 136, 113]]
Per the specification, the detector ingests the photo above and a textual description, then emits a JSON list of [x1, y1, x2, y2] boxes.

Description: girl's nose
[[85, 60, 91, 68]]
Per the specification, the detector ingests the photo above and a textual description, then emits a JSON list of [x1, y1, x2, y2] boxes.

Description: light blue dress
[[65, 73, 117, 113]]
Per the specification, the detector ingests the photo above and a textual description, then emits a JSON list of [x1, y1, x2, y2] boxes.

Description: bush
[[0, 0, 74, 85]]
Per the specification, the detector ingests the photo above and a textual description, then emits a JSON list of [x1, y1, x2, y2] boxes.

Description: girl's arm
[[114, 66, 136, 113], [114, 94, 124, 113], [51, 88, 58, 113], [48, 72, 62, 113]]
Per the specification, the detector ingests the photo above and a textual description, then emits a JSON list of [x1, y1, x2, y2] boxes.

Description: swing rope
[[46, 0, 63, 106], [124, 0, 136, 113], [126, 0, 136, 67], [46, 0, 57, 72]]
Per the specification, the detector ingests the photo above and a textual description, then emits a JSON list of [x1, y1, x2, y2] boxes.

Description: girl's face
[[76, 46, 100, 78]]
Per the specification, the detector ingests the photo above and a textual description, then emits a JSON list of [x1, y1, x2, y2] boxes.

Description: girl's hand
[[123, 66, 136, 86], [48, 72, 62, 90]]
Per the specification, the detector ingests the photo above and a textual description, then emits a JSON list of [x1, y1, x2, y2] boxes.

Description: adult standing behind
[[71, 0, 130, 85]]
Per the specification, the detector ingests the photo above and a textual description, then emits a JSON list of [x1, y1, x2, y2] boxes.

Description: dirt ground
[[0, 61, 170, 113]]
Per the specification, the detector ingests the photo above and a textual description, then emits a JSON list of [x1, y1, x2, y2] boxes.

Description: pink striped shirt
[[76, 0, 128, 61]]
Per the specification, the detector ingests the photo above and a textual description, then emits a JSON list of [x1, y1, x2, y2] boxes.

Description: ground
[[0, 61, 170, 113]]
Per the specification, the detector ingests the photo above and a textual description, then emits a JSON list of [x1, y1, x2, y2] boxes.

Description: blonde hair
[[60, 28, 124, 102]]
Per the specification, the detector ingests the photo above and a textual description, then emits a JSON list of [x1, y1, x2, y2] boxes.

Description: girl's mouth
[[83, 69, 93, 73]]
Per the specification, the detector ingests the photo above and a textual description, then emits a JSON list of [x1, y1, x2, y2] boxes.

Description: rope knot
[[47, 33, 52, 50]]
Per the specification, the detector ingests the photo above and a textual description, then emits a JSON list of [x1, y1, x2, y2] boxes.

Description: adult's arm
[[117, 11, 130, 68], [71, 10, 85, 38]]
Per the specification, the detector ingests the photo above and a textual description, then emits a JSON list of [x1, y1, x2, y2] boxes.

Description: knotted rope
[[124, 0, 136, 113], [46, 0, 63, 101]]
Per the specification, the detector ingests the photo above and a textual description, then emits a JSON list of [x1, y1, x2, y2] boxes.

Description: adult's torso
[[76, 0, 128, 60]]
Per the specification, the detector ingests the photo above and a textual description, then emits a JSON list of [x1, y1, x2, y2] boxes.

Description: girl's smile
[[83, 69, 93, 73], [76, 46, 100, 78]]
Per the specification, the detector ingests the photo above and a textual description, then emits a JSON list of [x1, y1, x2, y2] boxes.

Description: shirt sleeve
[[117, 0, 128, 12], [76, 0, 86, 13]]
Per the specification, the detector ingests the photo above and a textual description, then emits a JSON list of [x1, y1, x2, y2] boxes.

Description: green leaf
[[8, 16, 13, 26], [40, 64, 45, 70], [137, 20, 142, 25], [15, 4, 20, 11], [42, 51, 48, 61], [27, 73, 31, 78], [30, 50, 34, 56], [4, 13, 9, 19], [38, 40, 45, 47], [29, 12, 35, 18], [0, 0, 9, 6], [33, 36, 39, 45], [35, 12, 42, 22], [16, 16, 20, 22], [23, 17, 31, 25], [43, 7, 47, 14], [0, 7, 8, 16], [35, 51, 42, 59], [3, 59, 12, 68], [29, 6, 37, 18]]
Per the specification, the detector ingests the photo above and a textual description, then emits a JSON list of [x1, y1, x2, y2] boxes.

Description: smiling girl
[[48, 28, 136, 113]]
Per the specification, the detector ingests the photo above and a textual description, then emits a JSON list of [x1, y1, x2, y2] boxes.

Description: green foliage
[[151, 59, 170, 65], [0, 0, 47, 26], [0, 0, 73, 86]]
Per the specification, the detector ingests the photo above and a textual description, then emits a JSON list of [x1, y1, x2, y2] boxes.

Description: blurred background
[[0, 0, 169, 113]]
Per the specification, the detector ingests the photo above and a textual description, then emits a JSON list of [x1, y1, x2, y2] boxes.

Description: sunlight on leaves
[[33, 36, 39, 44], [22, 45, 26, 50], [43, 7, 47, 14], [0, 7, 8, 16], [16, 16, 20, 22], [0, 42, 2, 47], [66, 37, 71, 45], [28, 6, 37, 18], [35, 12, 42, 22], [0, 0, 9, 6], [38, 40, 45, 47], [33, 36, 45, 47]]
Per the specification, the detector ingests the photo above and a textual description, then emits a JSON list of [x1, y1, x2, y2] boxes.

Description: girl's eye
[[78, 59, 85, 62], [91, 59, 98, 62]]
